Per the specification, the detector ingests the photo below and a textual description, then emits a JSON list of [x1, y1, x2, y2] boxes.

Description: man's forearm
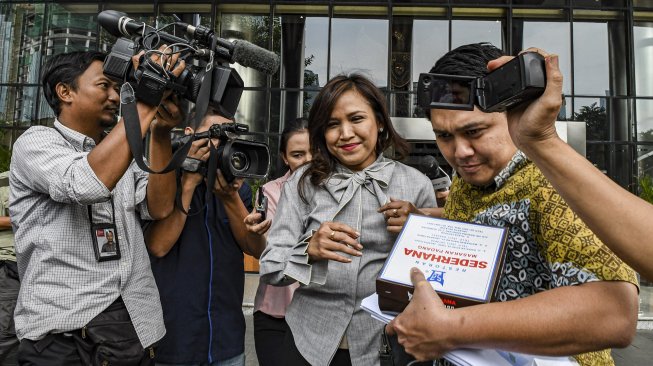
[[446, 281, 637, 355], [146, 123, 176, 220], [244, 230, 267, 258], [145, 181, 194, 257], [522, 137, 653, 280], [87, 102, 158, 190]]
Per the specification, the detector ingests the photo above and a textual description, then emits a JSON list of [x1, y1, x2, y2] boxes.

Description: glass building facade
[[2, 0, 653, 319]]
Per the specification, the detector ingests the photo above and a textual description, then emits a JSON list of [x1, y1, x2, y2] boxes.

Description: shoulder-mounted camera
[[99, 10, 279, 118]]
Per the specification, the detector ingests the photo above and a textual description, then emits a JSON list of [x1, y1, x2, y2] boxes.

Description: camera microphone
[[99, 10, 189, 46], [231, 39, 280, 75], [180, 23, 280, 74], [418, 155, 451, 192], [98, 10, 144, 38], [99, 10, 280, 75]]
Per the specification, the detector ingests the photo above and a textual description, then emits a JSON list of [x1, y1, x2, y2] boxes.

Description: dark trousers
[[282, 324, 352, 366], [253, 311, 289, 366], [0, 260, 19, 366], [18, 297, 155, 366]]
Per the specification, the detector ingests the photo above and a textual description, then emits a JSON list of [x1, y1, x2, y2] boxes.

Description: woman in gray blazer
[[259, 74, 437, 366]]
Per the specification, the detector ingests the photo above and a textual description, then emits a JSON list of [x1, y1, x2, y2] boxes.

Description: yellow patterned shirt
[[443, 151, 638, 366]]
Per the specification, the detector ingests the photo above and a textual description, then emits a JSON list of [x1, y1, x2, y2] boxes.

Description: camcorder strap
[[120, 82, 192, 174], [204, 138, 220, 205], [190, 36, 217, 132], [180, 35, 234, 215]]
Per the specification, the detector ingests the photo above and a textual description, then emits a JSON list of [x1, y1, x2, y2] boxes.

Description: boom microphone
[[98, 10, 280, 75], [100, 10, 202, 49], [231, 39, 280, 75]]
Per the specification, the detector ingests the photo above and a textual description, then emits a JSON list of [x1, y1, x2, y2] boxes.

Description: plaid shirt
[[9, 120, 165, 347]]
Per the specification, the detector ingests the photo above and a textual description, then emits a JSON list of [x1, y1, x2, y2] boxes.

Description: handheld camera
[[417, 52, 546, 114], [175, 122, 270, 183]]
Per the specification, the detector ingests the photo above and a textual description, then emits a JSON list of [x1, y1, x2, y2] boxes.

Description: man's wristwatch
[[181, 157, 207, 176]]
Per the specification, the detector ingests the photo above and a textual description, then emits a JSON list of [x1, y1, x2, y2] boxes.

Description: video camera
[[98, 10, 273, 183], [175, 122, 270, 183], [98, 10, 280, 118], [417, 52, 546, 114]]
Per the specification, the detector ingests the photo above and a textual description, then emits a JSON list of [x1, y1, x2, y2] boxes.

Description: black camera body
[[176, 123, 270, 183], [418, 52, 546, 114], [100, 10, 245, 118]]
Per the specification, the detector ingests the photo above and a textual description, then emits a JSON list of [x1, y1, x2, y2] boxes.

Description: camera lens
[[230, 151, 250, 172]]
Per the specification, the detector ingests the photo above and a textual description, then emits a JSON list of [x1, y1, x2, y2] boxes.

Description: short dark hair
[[430, 42, 504, 78], [41, 51, 107, 116], [280, 117, 309, 154], [299, 73, 408, 200]]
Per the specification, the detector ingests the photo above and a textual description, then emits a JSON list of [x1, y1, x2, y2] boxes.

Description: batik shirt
[[443, 151, 638, 366]]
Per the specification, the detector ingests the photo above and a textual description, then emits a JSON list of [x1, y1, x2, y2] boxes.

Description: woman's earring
[[379, 127, 384, 133]]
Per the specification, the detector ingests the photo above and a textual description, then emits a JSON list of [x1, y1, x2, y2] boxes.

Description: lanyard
[[87, 195, 116, 226]]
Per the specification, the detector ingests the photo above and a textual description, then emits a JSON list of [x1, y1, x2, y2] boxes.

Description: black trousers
[[253, 311, 290, 366], [282, 324, 352, 366], [0, 260, 19, 366], [18, 297, 155, 366]]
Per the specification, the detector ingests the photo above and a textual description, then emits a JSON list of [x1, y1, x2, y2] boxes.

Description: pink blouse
[[253, 170, 299, 317]]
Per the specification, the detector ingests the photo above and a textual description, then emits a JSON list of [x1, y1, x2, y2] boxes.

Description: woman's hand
[[378, 198, 423, 234], [307, 222, 362, 263]]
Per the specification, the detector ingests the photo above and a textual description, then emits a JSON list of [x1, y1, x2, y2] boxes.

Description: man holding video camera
[[387, 43, 639, 365], [10, 49, 184, 365], [145, 110, 262, 366]]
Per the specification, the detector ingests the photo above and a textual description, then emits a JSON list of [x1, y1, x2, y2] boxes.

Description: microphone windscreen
[[231, 39, 280, 75], [419, 155, 440, 179]]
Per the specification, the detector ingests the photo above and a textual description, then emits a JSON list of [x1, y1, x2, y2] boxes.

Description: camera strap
[[190, 37, 218, 131], [120, 82, 192, 174], [204, 138, 219, 203]]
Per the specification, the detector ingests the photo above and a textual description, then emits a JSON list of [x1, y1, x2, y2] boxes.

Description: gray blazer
[[259, 155, 437, 366]]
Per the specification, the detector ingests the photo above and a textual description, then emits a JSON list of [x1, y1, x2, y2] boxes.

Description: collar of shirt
[[54, 119, 97, 152], [492, 150, 529, 190]]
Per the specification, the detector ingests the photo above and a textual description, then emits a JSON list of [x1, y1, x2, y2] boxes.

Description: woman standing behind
[[243, 118, 311, 366], [259, 74, 437, 366]]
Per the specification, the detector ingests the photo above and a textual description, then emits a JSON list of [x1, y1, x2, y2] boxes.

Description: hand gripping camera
[[99, 10, 280, 118], [417, 52, 546, 114], [175, 123, 270, 182]]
